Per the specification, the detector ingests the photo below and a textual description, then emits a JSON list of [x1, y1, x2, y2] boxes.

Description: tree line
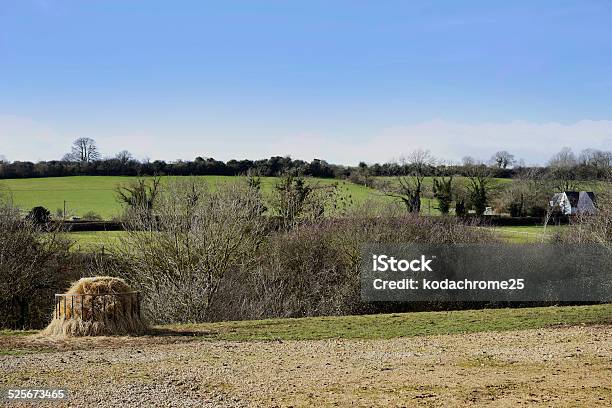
[[1, 137, 610, 182]]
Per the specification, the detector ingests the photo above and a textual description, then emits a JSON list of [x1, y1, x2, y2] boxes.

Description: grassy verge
[[3, 305, 609, 343], [161, 304, 612, 341]]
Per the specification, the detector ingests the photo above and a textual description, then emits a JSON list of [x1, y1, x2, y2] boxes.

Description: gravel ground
[[1, 325, 610, 407]]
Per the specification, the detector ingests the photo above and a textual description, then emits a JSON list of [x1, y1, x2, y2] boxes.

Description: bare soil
[[1, 325, 610, 407]]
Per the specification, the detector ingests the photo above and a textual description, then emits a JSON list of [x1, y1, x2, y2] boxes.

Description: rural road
[[1, 325, 610, 407]]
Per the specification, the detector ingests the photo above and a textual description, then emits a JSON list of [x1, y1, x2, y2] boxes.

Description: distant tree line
[[0, 138, 610, 182]]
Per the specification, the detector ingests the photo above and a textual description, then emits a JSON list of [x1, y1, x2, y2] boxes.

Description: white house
[[549, 191, 596, 215]]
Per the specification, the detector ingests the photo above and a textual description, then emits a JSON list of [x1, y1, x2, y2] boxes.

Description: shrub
[[554, 192, 612, 247], [432, 176, 453, 214], [0, 201, 72, 329], [112, 179, 268, 324], [210, 212, 496, 321], [27, 206, 51, 225], [81, 211, 103, 221], [267, 175, 339, 230]]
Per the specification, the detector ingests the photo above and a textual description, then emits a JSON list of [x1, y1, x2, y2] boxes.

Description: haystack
[[43, 276, 147, 337]]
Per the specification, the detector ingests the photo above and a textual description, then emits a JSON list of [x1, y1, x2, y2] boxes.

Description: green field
[[0, 175, 457, 219], [2, 304, 609, 342], [166, 304, 612, 341], [68, 231, 125, 252], [66, 225, 567, 253], [0, 176, 389, 219], [491, 225, 564, 243]]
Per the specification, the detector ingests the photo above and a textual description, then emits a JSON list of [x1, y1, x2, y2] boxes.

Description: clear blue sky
[[1, 0, 611, 165]]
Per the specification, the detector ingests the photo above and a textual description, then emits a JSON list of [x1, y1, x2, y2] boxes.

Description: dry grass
[[42, 276, 147, 337]]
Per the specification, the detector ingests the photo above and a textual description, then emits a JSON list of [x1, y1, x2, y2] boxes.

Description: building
[[549, 191, 596, 215]]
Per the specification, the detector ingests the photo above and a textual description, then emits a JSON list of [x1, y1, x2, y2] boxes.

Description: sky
[[1, 0, 612, 165]]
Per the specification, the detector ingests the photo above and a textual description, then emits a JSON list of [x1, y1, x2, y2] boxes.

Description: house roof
[[561, 191, 595, 207]]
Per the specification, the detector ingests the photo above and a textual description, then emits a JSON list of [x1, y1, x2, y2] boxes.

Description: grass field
[[68, 231, 125, 252], [0, 175, 519, 219], [2, 175, 608, 220], [0, 175, 400, 219], [490, 225, 564, 243], [66, 224, 567, 251], [1, 305, 610, 406], [161, 304, 611, 341], [1, 304, 609, 343]]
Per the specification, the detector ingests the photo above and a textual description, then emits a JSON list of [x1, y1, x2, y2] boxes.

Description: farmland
[[67, 225, 566, 252], [490, 225, 564, 243], [1, 305, 610, 407], [0, 173, 565, 250], [0, 175, 521, 219], [0, 175, 395, 219]]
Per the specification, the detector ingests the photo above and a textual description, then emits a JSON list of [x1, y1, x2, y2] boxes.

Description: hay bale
[[43, 276, 147, 337]]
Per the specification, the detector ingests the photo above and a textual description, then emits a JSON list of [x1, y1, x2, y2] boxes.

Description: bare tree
[[63, 137, 101, 163], [461, 156, 477, 166], [115, 150, 134, 166], [547, 147, 581, 191], [113, 179, 268, 323], [579, 148, 612, 178], [381, 150, 435, 213], [490, 151, 515, 169], [496, 168, 552, 217], [548, 147, 577, 168]]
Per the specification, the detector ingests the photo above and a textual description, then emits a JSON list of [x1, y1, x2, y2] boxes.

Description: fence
[[54, 292, 140, 321]]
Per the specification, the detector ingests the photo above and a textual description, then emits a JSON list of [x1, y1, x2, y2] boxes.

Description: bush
[[554, 192, 612, 247], [81, 211, 103, 221], [209, 212, 496, 321], [27, 206, 51, 225], [111, 179, 268, 324], [0, 201, 73, 329]]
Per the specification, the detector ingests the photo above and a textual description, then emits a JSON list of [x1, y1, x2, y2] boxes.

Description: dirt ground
[[1, 325, 610, 407]]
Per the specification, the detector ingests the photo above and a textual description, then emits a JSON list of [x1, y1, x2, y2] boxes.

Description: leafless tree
[[579, 148, 612, 178], [116, 177, 161, 221], [115, 150, 133, 165], [490, 151, 515, 169], [548, 147, 577, 168], [545, 147, 582, 191], [381, 150, 434, 213], [113, 179, 268, 323], [63, 137, 101, 163], [461, 156, 477, 166]]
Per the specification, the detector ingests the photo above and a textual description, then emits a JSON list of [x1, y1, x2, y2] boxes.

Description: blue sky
[[1, 0, 611, 165]]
